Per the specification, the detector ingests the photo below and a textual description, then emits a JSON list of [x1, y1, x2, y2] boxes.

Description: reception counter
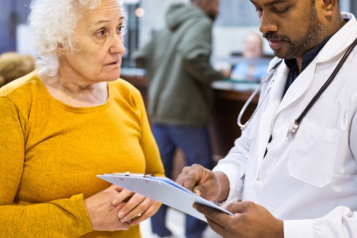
[[120, 73, 259, 158]]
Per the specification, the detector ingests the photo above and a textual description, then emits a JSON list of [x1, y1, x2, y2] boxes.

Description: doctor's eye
[[273, 6, 291, 14], [255, 7, 263, 13]]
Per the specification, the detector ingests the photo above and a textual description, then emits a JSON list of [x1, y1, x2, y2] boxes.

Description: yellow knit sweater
[[0, 71, 165, 238]]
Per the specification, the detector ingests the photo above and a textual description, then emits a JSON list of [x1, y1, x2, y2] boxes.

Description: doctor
[[177, 0, 357, 237]]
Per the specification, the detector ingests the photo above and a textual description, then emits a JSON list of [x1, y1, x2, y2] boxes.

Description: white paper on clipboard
[[97, 173, 233, 222]]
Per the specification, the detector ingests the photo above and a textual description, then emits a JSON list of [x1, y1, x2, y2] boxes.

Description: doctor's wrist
[[273, 219, 284, 238], [214, 171, 230, 202]]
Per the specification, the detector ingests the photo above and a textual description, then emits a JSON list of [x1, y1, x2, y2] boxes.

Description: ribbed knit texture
[[0, 71, 165, 238]]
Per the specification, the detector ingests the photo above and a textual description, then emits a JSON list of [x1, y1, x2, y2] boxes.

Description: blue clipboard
[[97, 173, 233, 222]]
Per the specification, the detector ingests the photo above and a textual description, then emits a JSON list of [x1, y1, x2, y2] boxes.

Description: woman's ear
[[57, 43, 65, 56]]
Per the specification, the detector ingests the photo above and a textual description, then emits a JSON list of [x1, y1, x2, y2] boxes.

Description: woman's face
[[59, 0, 125, 83]]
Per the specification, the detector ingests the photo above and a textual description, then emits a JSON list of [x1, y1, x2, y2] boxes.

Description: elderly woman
[[0, 0, 164, 237]]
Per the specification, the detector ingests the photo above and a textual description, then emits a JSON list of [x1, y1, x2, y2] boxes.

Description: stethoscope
[[238, 37, 357, 137]]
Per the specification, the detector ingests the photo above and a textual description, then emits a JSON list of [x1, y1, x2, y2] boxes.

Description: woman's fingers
[[107, 184, 124, 192], [118, 194, 147, 221], [110, 189, 160, 226], [114, 203, 131, 230], [128, 203, 158, 226], [112, 189, 135, 206]]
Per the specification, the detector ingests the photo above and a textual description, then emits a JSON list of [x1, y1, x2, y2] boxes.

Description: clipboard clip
[[144, 174, 155, 178], [123, 171, 155, 178]]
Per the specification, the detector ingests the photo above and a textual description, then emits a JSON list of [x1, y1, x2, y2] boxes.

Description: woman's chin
[[106, 71, 121, 81]]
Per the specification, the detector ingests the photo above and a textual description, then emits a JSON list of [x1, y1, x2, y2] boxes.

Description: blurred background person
[[0, 52, 35, 87], [230, 33, 269, 82], [134, 0, 223, 237], [0, 0, 165, 237]]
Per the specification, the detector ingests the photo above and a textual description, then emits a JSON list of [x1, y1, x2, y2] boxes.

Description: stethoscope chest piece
[[287, 119, 299, 137]]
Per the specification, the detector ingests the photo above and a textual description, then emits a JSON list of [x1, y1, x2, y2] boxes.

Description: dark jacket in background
[[135, 4, 224, 126]]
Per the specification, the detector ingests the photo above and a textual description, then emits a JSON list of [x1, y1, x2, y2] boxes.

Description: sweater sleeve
[[134, 91, 165, 177], [0, 97, 93, 237]]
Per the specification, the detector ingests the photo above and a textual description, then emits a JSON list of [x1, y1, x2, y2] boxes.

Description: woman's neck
[[40, 73, 109, 107]]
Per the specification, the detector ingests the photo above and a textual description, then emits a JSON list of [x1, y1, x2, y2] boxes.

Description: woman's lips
[[106, 61, 120, 66]]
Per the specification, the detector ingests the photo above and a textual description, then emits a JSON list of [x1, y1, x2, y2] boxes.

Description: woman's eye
[[96, 30, 106, 38], [117, 26, 124, 34]]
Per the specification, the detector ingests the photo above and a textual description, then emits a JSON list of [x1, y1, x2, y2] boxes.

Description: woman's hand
[[84, 185, 130, 231], [112, 189, 160, 226]]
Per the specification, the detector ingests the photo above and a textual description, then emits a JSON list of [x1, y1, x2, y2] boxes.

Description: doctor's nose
[[259, 13, 278, 34]]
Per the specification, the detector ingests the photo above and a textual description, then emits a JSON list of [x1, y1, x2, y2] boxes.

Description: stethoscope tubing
[[238, 60, 282, 130]]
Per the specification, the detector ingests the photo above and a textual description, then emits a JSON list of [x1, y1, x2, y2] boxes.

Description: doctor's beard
[[263, 4, 327, 60]]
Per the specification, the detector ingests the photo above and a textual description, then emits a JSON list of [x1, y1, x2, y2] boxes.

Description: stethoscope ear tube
[[238, 60, 283, 131], [238, 83, 262, 130], [287, 37, 357, 136]]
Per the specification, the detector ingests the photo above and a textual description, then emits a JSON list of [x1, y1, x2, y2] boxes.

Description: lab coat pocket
[[287, 118, 340, 188]]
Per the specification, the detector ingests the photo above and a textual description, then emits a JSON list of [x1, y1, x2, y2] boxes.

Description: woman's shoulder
[[0, 71, 41, 120], [110, 78, 142, 100]]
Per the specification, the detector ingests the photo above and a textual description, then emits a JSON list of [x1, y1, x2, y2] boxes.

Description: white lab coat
[[214, 12, 357, 238]]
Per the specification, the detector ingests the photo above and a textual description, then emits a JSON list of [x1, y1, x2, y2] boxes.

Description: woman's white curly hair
[[29, 0, 125, 78]]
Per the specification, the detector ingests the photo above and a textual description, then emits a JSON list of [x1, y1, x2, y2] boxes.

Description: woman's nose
[[110, 34, 126, 55]]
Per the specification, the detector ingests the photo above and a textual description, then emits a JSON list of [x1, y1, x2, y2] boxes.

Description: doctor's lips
[[263, 32, 290, 50]]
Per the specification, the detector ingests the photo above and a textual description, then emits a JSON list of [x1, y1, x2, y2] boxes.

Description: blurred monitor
[[229, 51, 272, 83]]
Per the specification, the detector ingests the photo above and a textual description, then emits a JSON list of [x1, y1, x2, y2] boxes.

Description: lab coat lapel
[[256, 64, 289, 162]]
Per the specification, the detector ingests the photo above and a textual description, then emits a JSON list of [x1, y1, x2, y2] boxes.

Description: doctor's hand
[[111, 189, 159, 227], [194, 201, 284, 238], [176, 164, 230, 202]]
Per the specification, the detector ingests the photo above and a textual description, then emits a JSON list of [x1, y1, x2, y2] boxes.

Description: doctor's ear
[[318, 0, 340, 22]]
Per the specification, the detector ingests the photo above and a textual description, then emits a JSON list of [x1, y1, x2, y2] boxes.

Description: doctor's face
[[251, 0, 327, 59]]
